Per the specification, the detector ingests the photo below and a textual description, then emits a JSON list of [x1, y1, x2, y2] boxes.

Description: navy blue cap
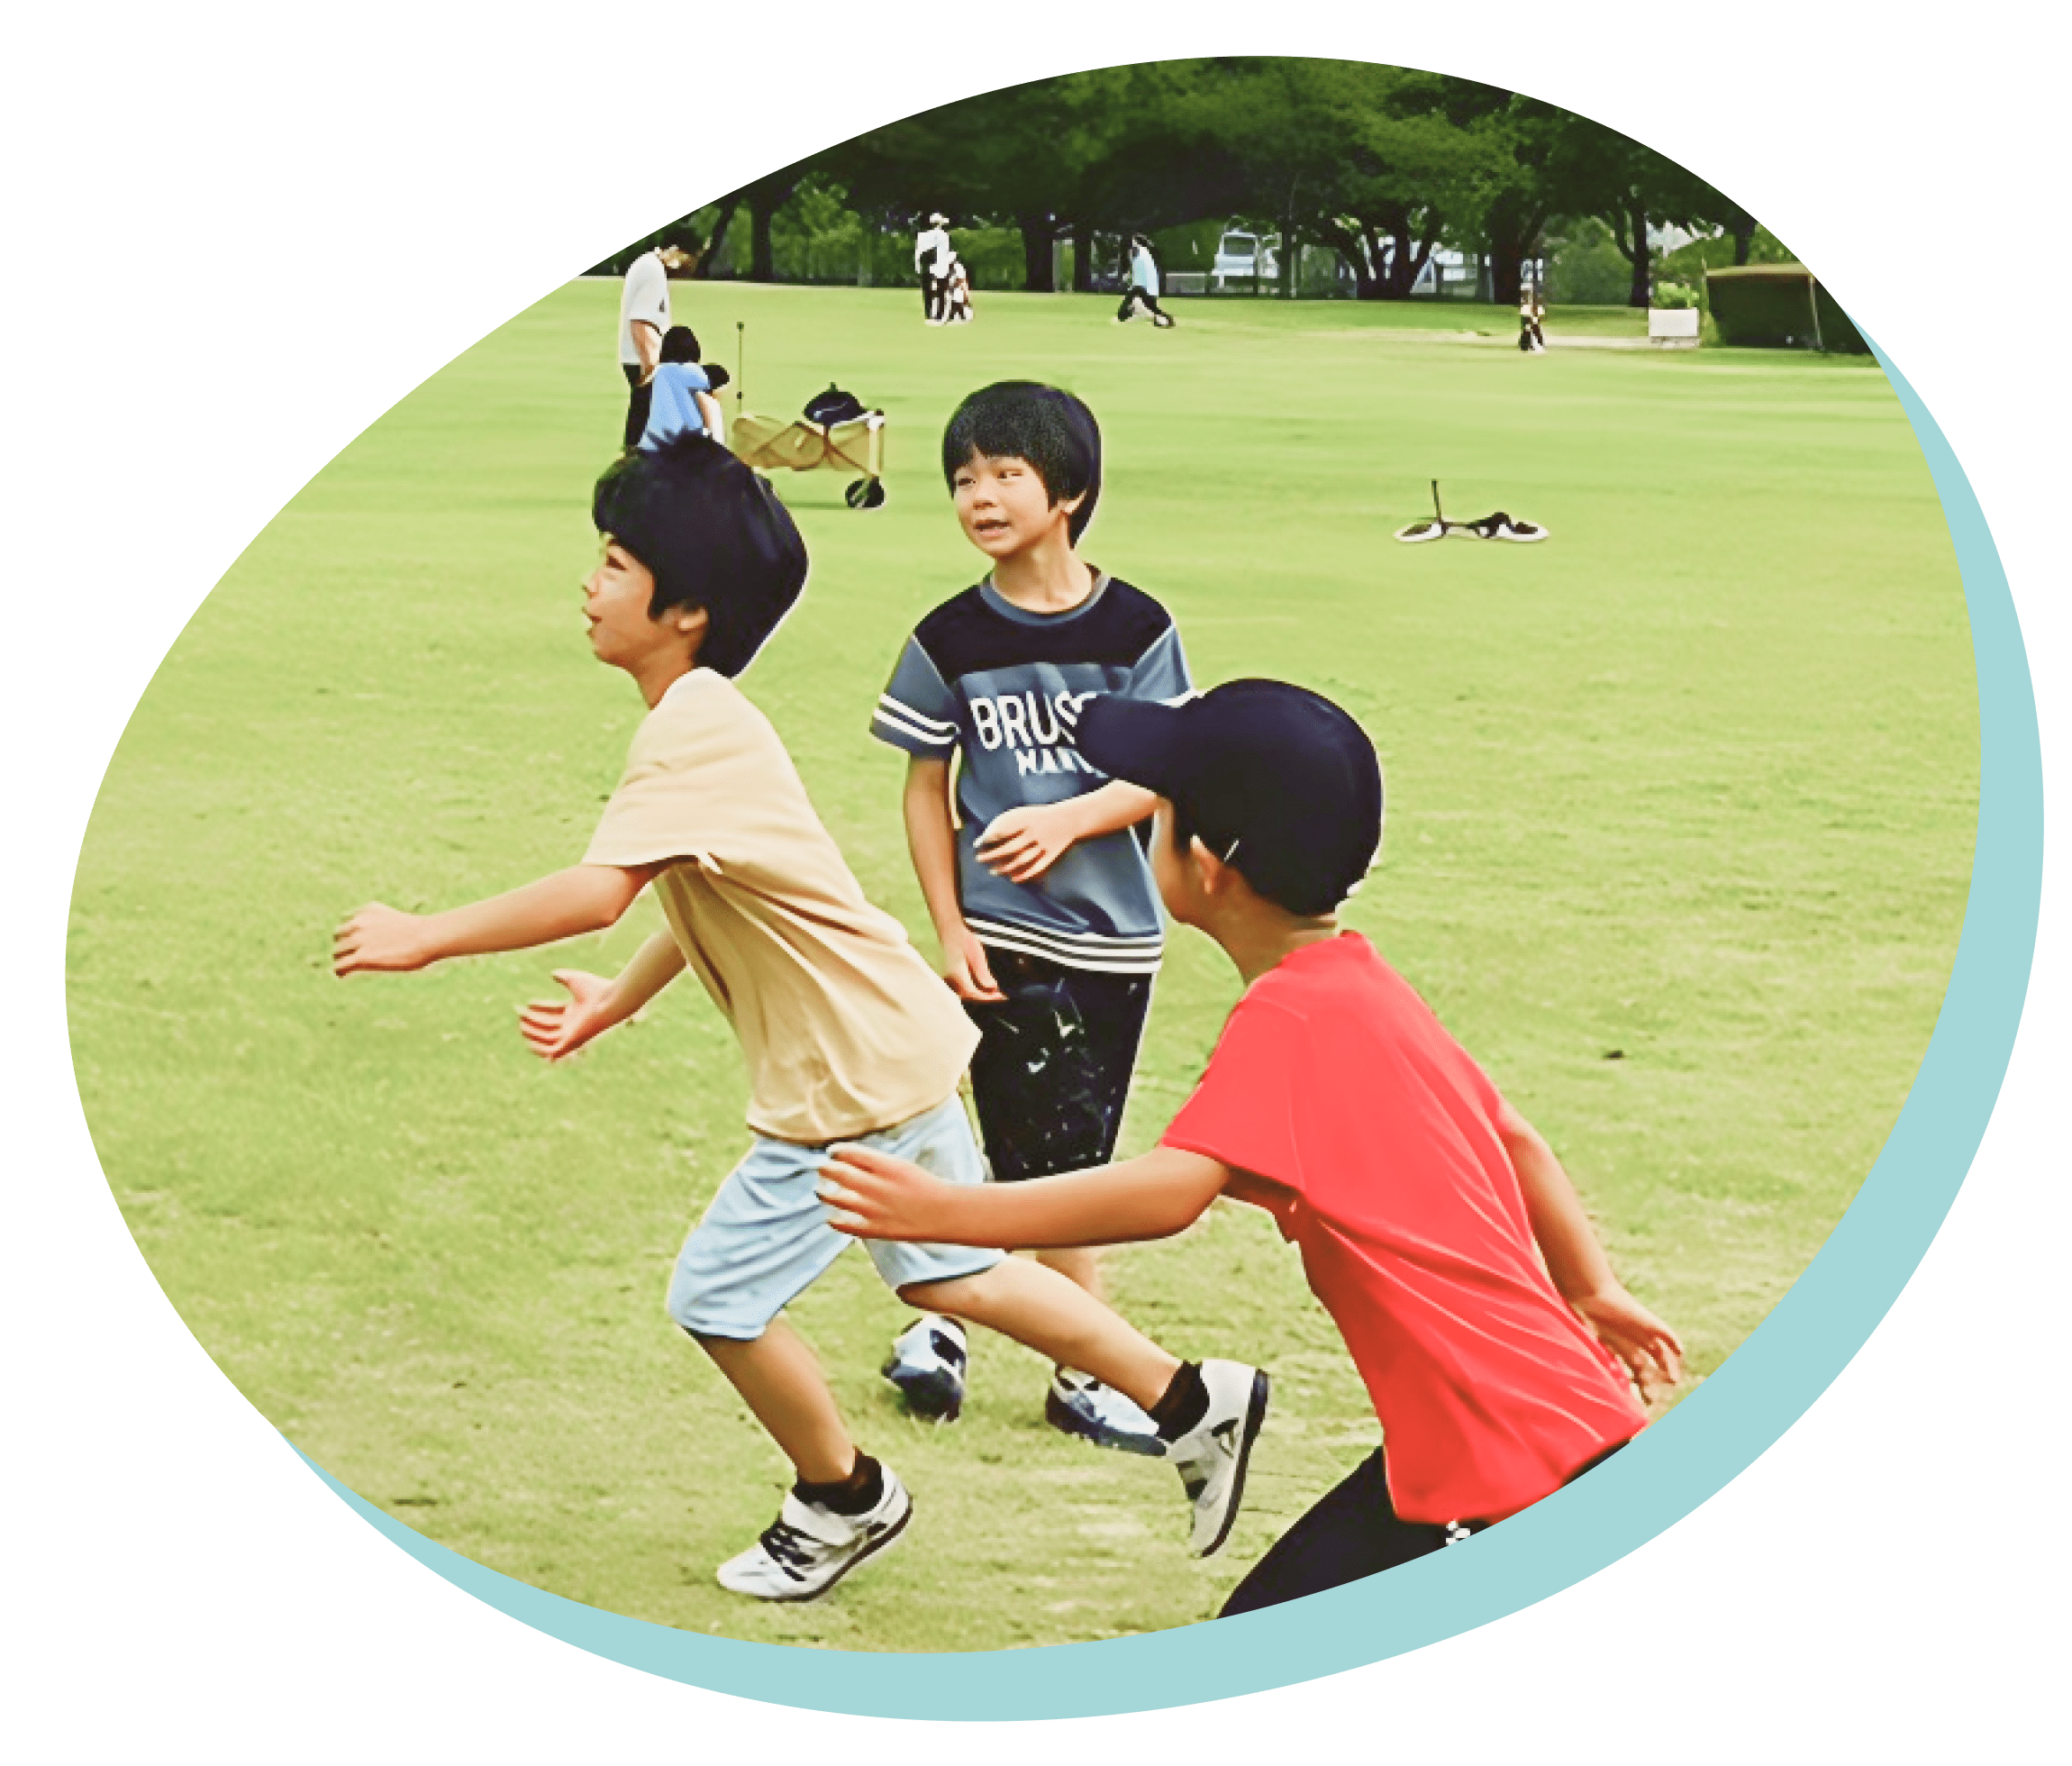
[[1077, 679, 1382, 915]]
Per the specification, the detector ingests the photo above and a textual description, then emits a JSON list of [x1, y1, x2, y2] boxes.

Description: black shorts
[[1220, 1440, 1628, 1616], [964, 947, 1152, 1184]]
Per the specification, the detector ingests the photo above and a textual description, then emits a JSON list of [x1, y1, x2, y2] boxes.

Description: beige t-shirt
[[585, 669, 977, 1143]]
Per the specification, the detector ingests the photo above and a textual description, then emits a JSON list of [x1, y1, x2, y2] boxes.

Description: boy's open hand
[[975, 801, 1085, 884], [333, 903, 433, 976], [518, 969, 617, 1062], [1575, 1286, 1685, 1404], [817, 1144, 960, 1242], [941, 924, 1006, 1003]]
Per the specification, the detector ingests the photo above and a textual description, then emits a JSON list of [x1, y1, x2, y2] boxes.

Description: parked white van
[[1211, 230, 1279, 289]]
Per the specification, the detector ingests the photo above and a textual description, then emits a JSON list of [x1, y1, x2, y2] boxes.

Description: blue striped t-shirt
[[870, 575, 1192, 974]]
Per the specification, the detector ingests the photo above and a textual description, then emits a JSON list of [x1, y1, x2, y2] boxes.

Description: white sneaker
[[881, 1315, 968, 1422], [1166, 1361, 1270, 1557], [1045, 1370, 1166, 1457], [715, 1469, 913, 1601]]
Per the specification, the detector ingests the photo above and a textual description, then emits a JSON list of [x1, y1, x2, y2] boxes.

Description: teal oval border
[[291, 336, 2040, 1718]]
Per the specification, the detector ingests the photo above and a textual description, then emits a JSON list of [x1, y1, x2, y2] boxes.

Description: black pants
[[964, 949, 1152, 1183], [623, 362, 650, 448], [1220, 1441, 1625, 1616], [921, 270, 945, 321], [1118, 285, 1172, 323]]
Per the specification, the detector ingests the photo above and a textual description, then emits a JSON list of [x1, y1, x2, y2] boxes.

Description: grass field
[[68, 283, 1976, 1652]]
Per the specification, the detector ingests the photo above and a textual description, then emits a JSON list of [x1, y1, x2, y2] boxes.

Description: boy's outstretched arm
[[518, 929, 686, 1062], [1497, 1096, 1685, 1399], [333, 863, 660, 976], [821, 1144, 1228, 1249], [976, 780, 1159, 884]]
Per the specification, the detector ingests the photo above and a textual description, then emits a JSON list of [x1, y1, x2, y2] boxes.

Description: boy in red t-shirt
[[820, 678, 1683, 1614]]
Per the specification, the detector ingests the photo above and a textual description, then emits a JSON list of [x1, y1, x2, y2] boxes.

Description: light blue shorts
[[666, 1094, 1005, 1340]]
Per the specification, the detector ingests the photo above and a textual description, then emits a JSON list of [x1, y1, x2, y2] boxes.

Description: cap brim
[[1075, 695, 1193, 797]]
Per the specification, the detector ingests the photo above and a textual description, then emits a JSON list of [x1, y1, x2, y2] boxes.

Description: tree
[[1158, 60, 1507, 301], [1426, 85, 1585, 305], [1550, 123, 1739, 305], [820, 77, 1091, 289]]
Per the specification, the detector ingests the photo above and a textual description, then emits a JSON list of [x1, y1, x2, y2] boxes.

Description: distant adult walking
[[1117, 235, 1176, 328], [914, 213, 955, 324], [619, 235, 693, 447]]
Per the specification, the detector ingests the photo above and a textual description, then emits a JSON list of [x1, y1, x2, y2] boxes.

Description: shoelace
[[759, 1521, 819, 1577]]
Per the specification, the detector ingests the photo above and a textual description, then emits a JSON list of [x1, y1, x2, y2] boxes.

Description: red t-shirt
[[1161, 933, 1645, 1525]]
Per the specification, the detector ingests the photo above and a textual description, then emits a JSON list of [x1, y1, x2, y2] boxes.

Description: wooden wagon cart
[[727, 407, 886, 508]]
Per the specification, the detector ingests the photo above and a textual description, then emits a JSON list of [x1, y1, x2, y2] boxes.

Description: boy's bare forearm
[[902, 757, 967, 939], [1066, 779, 1160, 841], [900, 1149, 1227, 1248], [425, 866, 650, 962], [604, 929, 686, 1021], [1501, 1103, 1622, 1303]]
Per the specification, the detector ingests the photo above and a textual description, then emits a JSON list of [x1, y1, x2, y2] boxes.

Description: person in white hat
[[914, 213, 954, 324]]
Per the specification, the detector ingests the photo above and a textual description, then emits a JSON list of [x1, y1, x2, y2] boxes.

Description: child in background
[[640, 325, 729, 449], [825, 678, 1682, 1616], [1518, 286, 1547, 353], [942, 259, 975, 325], [332, 435, 1265, 1601], [869, 382, 1192, 1454]]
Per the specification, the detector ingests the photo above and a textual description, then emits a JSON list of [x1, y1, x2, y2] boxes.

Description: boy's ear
[[1192, 836, 1230, 894], [670, 605, 711, 642]]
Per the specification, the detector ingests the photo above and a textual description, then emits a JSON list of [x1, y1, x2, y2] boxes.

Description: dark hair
[[659, 325, 702, 364], [592, 435, 808, 678], [940, 382, 1102, 542]]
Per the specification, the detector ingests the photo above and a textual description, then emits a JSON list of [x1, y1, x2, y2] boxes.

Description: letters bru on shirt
[[968, 687, 1107, 778]]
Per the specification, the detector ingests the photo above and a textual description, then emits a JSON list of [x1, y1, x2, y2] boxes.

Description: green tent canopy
[[1704, 263, 1868, 352]]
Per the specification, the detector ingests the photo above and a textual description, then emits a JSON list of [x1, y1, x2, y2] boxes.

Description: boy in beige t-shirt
[[333, 436, 1268, 1600]]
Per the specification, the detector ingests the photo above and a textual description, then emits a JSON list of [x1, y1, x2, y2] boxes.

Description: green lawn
[[68, 282, 1975, 1652]]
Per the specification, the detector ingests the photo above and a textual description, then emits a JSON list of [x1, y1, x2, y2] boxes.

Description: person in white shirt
[[1117, 235, 1176, 329], [620, 235, 695, 446], [913, 214, 954, 324]]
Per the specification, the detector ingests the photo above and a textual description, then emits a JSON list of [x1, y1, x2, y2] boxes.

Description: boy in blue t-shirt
[[870, 381, 1191, 1453], [639, 325, 728, 450]]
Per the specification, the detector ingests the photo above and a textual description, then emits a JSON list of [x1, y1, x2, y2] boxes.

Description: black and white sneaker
[[882, 1315, 968, 1422], [715, 1470, 913, 1601], [1045, 1370, 1167, 1457], [1166, 1360, 1270, 1557]]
